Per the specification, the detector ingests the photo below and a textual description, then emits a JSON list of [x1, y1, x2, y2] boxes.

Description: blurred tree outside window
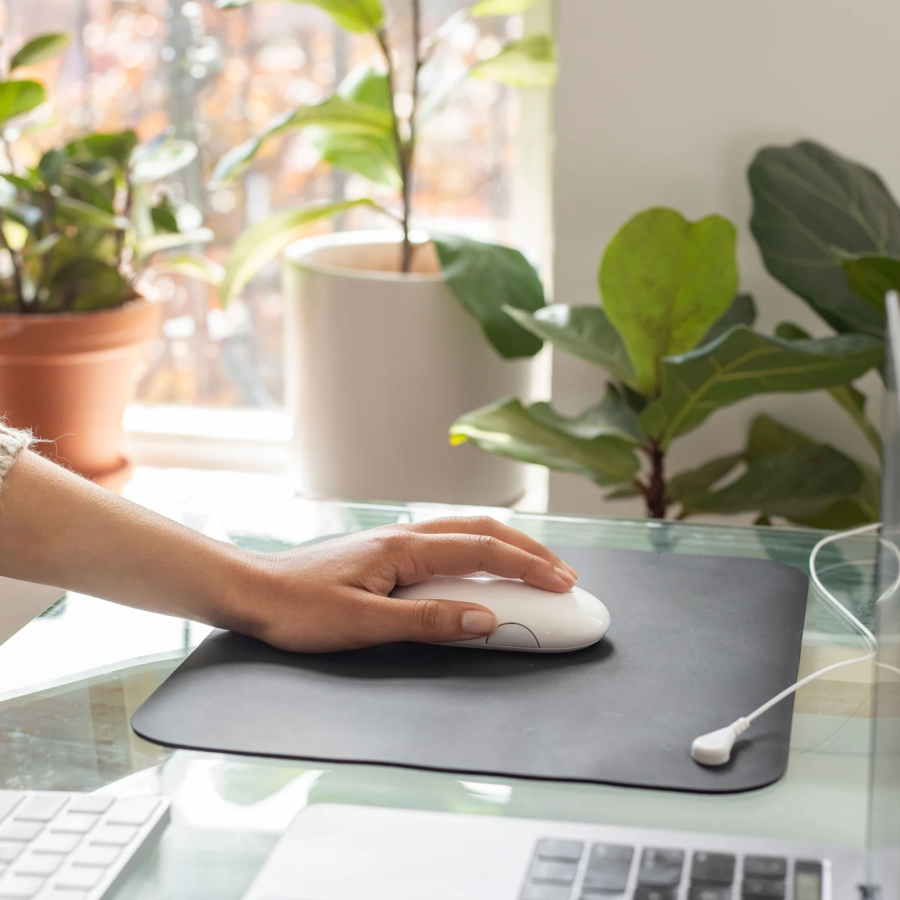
[[2, 0, 524, 409]]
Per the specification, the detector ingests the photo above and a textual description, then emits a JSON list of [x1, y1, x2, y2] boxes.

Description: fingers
[[405, 516, 579, 579], [405, 532, 577, 593], [351, 591, 498, 647]]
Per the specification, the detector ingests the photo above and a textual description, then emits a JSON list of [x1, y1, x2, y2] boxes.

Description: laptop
[[240, 298, 900, 900]]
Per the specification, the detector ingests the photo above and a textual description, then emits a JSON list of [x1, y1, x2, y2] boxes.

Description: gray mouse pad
[[132, 547, 808, 793]]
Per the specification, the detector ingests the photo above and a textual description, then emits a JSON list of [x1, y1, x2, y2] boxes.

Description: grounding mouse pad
[[132, 547, 809, 794]]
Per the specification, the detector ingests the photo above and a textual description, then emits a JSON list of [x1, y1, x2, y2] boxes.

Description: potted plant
[[451, 206, 883, 526], [211, 0, 556, 505], [0, 33, 220, 480]]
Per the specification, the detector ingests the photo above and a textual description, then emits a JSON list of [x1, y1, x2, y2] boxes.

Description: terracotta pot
[[0, 300, 161, 478]]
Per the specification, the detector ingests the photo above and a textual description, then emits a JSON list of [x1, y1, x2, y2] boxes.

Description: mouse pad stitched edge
[[132, 547, 809, 794]]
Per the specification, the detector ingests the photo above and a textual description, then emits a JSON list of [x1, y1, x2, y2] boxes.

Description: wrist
[[207, 544, 280, 639]]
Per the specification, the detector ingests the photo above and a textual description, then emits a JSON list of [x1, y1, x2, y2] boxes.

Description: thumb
[[371, 596, 498, 645]]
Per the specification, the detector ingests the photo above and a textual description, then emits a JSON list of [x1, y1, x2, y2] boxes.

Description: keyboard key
[[87, 824, 137, 847], [105, 798, 160, 826], [72, 844, 119, 868], [582, 843, 633, 892], [634, 888, 676, 900], [691, 852, 735, 885], [638, 849, 684, 888], [12, 797, 66, 823], [521, 884, 572, 900], [690, 886, 731, 900], [0, 823, 42, 843], [48, 815, 98, 835], [530, 861, 578, 884], [0, 873, 44, 898], [43, 891, 88, 900], [0, 846, 22, 865], [0, 797, 23, 825], [742, 878, 786, 899], [12, 853, 63, 876], [29, 834, 80, 855], [55, 866, 103, 890], [743, 857, 787, 880], [536, 840, 584, 863], [64, 797, 112, 816]]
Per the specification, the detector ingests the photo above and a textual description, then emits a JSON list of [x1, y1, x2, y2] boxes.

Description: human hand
[[234, 517, 579, 653]]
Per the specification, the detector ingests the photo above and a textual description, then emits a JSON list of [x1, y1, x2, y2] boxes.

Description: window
[[5, 0, 529, 412]]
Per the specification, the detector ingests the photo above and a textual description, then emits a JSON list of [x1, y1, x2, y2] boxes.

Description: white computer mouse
[[391, 574, 611, 652]]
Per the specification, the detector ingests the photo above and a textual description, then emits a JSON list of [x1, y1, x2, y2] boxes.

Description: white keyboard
[[0, 791, 170, 900]]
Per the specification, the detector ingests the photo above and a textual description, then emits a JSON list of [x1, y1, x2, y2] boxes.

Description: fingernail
[[554, 566, 577, 588], [461, 610, 496, 636], [562, 562, 579, 580]]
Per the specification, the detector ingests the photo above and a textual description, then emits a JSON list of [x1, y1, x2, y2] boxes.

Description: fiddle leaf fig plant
[[0, 32, 219, 314], [452, 207, 883, 524], [213, 0, 556, 358]]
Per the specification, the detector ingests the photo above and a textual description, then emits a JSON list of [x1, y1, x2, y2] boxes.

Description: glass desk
[[0, 478, 879, 900]]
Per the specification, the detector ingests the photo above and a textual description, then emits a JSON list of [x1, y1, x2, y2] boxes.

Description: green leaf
[[450, 398, 641, 486], [748, 140, 900, 336], [840, 253, 900, 314], [505, 304, 637, 385], [38, 149, 63, 184], [599, 208, 739, 394], [135, 228, 214, 260], [10, 33, 71, 71], [217, 0, 384, 33], [150, 205, 180, 234], [55, 196, 129, 230], [2, 221, 28, 251], [0, 80, 45, 125], [22, 232, 60, 258], [221, 199, 374, 302], [682, 415, 877, 528], [667, 453, 744, 506], [698, 293, 757, 347], [433, 235, 546, 358], [209, 95, 393, 187], [470, 0, 544, 14], [640, 326, 883, 447], [65, 131, 138, 169], [775, 319, 882, 459], [150, 253, 224, 286], [48, 258, 130, 311], [530, 384, 644, 445], [309, 63, 400, 190], [130, 138, 198, 184], [61, 165, 116, 214], [471, 35, 558, 89], [1, 172, 38, 191]]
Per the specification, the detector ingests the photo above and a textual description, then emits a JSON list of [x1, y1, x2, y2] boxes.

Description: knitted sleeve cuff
[[0, 423, 31, 488]]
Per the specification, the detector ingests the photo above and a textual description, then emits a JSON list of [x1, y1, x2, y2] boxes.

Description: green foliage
[[216, 0, 385, 32], [213, 0, 558, 358], [0, 80, 46, 125], [470, 36, 558, 89], [599, 208, 739, 393], [450, 397, 641, 486], [433, 235, 545, 358], [453, 205, 882, 526], [220, 200, 375, 302], [9, 34, 71, 71], [0, 33, 217, 314], [841, 254, 900, 315], [748, 140, 900, 337], [639, 327, 882, 447]]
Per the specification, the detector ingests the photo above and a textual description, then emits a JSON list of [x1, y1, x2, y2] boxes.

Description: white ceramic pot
[[283, 231, 535, 505]]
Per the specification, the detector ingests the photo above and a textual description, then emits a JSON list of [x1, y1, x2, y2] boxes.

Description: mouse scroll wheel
[[486, 623, 540, 649]]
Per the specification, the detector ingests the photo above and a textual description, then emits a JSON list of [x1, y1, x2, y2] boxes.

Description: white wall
[[549, 0, 899, 517]]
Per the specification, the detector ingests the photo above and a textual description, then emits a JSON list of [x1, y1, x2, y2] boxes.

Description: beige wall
[[549, 0, 899, 517]]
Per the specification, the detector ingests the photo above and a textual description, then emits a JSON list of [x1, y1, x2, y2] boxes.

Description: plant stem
[[376, 0, 422, 274], [646, 439, 667, 519], [0, 212, 26, 314]]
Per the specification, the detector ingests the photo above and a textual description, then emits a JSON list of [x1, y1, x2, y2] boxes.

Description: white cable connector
[[691, 523, 900, 767]]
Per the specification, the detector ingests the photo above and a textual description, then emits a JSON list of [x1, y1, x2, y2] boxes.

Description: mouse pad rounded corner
[[131, 547, 809, 795]]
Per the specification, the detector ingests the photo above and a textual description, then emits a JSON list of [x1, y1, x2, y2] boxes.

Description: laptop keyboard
[[521, 839, 823, 900], [0, 791, 170, 900]]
